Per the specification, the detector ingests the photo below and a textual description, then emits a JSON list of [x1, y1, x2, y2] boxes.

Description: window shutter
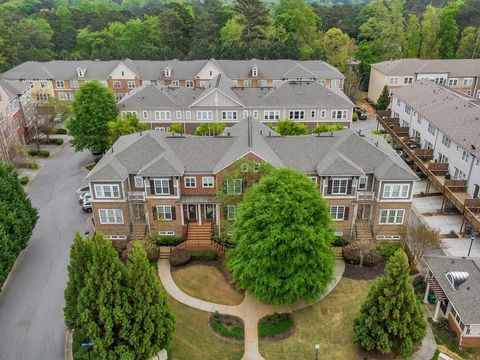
[[344, 207, 349, 220], [223, 206, 228, 219], [169, 179, 174, 194], [327, 179, 332, 195], [347, 180, 352, 194], [171, 206, 176, 220], [150, 179, 155, 194], [152, 206, 157, 220]]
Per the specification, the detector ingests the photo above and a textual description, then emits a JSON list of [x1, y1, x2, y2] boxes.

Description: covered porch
[[178, 196, 220, 226]]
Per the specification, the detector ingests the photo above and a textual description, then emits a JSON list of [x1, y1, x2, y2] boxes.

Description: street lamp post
[[315, 344, 320, 360], [468, 232, 478, 257]]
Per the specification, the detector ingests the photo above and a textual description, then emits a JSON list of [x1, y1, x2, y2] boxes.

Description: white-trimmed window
[[122, 111, 137, 117], [202, 176, 214, 188], [404, 77, 413, 84], [454, 167, 467, 180], [244, 79, 251, 88], [264, 110, 280, 120], [56, 80, 65, 88], [159, 230, 175, 236], [186, 80, 194, 88], [289, 110, 305, 120], [59, 92, 73, 100], [176, 111, 182, 120], [252, 66, 258, 77], [40, 80, 49, 88], [164, 68, 171, 78], [320, 110, 326, 118], [332, 179, 348, 194], [259, 79, 267, 87], [243, 110, 248, 119], [441, 134, 451, 147], [448, 78, 458, 86], [156, 205, 172, 220], [99, 209, 124, 224], [310, 176, 317, 185], [462, 150, 471, 164], [388, 76, 399, 85], [358, 176, 367, 190], [253, 110, 258, 119], [200, 80, 208, 88], [332, 110, 348, 120], [142, 80, 151, 86], [127, 80, 135, 89], [155, 111, 171, 121], [226, 179, 242, 194], [240, 163, 249, 172], [331, 79, 340, 88], [197, 111, 213, 121], [253, 163, 261, 172], [171, 80, 179, 87], [330, 206, 345, 220], [428, 124, 436, 135], [153, 179, 170, 195], [94, 184, 120, 198], [71, 80, 79, 89], [154, 127, 165, 131], [226, 205, 237, 220], [186, 111, 191, 120], [113, 81, 121, 89], [142, 110, 149, 120], [311, 110, 316, 118], [383, 184, 409, 198], [222, 111, 237, 121], [424, 140, 433, 149], [134, 176, 144, 188], [184, 177, 196, 188], [439, 153, 448, 164], [463, 78, 473, 86], [379, 209, 405, 224]]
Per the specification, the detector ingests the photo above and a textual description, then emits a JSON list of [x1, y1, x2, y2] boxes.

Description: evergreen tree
[[456, 26, 480, 58], [234, 0, 270, 45], [64, 233, 93, 330], [76, 233, 129, 358], [376, 85, 391, 110], [420, 5, 441, 59], [124, 243, 175, 357], [274, 119, 307, 135], [227, 168, 335, 305], [404, 13, 421, 58], [439, 1, 461, 59], [67, 80, 119, 153], [353, 250, 427, 358]]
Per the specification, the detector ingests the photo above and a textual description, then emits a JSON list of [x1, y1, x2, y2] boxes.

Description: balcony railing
[[128, 191, 146, 202], [356, 191, 375, 202]]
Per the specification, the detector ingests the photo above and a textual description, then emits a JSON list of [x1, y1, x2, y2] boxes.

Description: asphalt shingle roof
[[372, 58, 480, 77], [0, 79, 30, 100]]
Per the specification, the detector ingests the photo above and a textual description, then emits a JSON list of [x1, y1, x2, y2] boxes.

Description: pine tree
[[376, 85, 391, 110], [353, 250, 427, 358], [404, 13, 421, 58], [76, 233, 129, 359], [63, 232, 93, 330], [123, 243, 175, 357]]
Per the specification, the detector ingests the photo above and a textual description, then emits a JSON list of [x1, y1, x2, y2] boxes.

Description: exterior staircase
[[130, 222, 148, 241], [354, 220, 373, 243], [185, 222, 213, 249]]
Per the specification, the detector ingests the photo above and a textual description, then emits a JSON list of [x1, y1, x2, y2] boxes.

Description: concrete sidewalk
[[158, 259, 345, 360]]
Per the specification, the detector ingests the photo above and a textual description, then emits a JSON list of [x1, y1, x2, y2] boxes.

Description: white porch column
[[423, 282, 430, 304], [180, 204, 184, 225], [215, 204, 220, 225], [433, 300, 441, 321], [198, 204, 202, 225]]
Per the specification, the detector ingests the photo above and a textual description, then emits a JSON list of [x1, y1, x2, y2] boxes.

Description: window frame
[[330, 205, 345, 221], [184, 177, 197, 188], [331, 178, 349, 195], [154, 111, 171, 121], [186, 80, 194, 88], [226, 205, 237, 220], [288, 110, 305, 120], [156, 205, 172, 221], [127, 80, 135, 89], [98, 209, 124, 224], [153, 178, 170, 195], [134, 176, 144, 188], [202, 176, 214, 188], [441, 134, 451, 148], [197, 111, 213, 121], [263, 110, 280, 120], [358, 176, 367, 190], [222, 111, 238, 121], [332, 110, 348, 120], [94, 184, 121, 199], [379, 209, 405, 224], [226, 179, 242, 195], [113, 80, 121, 89], [382, 184, 410, 199]]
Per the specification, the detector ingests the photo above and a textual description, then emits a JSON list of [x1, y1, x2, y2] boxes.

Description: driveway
[[351, 115, 378, 133], [0, 141, 92, 360]]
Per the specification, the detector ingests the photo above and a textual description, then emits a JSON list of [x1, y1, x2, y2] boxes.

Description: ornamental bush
[[169, 248, 191, 266]]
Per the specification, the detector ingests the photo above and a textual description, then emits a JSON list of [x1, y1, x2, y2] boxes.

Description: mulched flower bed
[[343, 261, 385, 280], [208, 311, 244, 342], [258, 313, 295, 341]]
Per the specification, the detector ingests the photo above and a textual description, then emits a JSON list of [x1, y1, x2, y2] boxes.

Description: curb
[[65, 330, 73, 360], [0, 244, 29, 300]]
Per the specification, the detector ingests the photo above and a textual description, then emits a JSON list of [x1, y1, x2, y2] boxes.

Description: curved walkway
[[158, 260, 345, 360]]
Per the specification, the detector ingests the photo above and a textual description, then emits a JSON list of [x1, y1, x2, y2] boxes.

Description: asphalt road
[[0, 142, 92, 360], [351, 114, 378, 133]]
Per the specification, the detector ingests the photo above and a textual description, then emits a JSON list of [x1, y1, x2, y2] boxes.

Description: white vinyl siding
[[94, 184, 120, 198], [379, 209, 405, 224], [99, 209, 124, 224]]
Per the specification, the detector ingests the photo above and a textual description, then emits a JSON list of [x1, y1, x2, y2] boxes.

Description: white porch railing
[[128, 191, 146, 201], [356, 191, 375, 202]]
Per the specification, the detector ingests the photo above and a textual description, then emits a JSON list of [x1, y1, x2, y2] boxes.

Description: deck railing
[[356, 191, 375, 202], [128, 191, 146, 202]]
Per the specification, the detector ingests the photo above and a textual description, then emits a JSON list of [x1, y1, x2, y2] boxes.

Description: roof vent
[[445, 271, 469, 290]]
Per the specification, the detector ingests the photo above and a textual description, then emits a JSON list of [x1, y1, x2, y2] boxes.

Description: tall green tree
[[439, 1, 462, 59], [420, 5, 441, 58], [274, 120, 307, 135], [376, 85, 391, 110], [227, 168, 335, 305], [67, 80, 119, 153], [234, 0, 270, 45], [124, 243, 175, 357], [321, 27, 355, 72], [0, 162, 38, 288], [64, 233, 93, 330], [108, 114, 148, 145], [14, 17, 54, 64], [456, 26, 480, 58], [404, 13, 421, 58], [353, 250, 427, 358]]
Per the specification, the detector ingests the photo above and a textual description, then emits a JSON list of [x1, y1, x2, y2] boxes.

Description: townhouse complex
[[0, 79, 34, 162], [86, 118, 417, 251], [378, 80, 480, 235], [368, 59, 480, 102]]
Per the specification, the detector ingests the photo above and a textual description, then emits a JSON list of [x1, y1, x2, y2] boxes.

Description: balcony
[[443, 180, 469, 213], [464, 199, 480, 233], [128, 191, 146, 202], [356, 191, 375, 202]]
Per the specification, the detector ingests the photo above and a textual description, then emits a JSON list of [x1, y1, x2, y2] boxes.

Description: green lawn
[[259, 278, 374, 360]]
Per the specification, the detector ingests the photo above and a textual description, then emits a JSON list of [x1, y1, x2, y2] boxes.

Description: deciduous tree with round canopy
[[226, 168, 335, 305]]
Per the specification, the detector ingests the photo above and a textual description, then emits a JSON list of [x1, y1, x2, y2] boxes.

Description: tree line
[[0, 0, 479, 87]]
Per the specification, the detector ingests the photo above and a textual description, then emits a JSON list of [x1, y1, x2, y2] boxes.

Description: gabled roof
[[282, 64, 317, 79], [138, 152, 184, 177], [372, 58, 480, 77], [0, 79, 30, 101]]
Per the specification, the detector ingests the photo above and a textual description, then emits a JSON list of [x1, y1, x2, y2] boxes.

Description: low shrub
[[49, 138, 64, 145], [258, 313, 293, 338], [19, 176, 29, 185], [331, 237, 349, 247], [210, 311, 244, 340], [28, 149, 50, 157], [169, 248, 191, 266], [189, 249, 218, 262], [352, 112, 359, 121], [377, 242, 403, 261], [152, 235, 186, 247], [343, 244, 382, 267], [53, 128, 68, 134]]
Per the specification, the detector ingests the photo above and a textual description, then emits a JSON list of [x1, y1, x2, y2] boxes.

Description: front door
[[205, 204, 214, 221], [132, 204, 145, 221], [188, 204, 197, 222]]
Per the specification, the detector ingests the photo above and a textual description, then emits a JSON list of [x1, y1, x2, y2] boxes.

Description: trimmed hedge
[[343, 245, 382, 267], [153, 235, 186, 247], [331, 237, 349, 247], [190, 249, 218, 262], [49, 138, 64, 145], [258, 313, 293, 338], [377, 242, 403, 261], [210, 311, 244, 340], [28, 149, 50, 157], [19, 176, 29, 185], [53, 128, 68, 134], [169, 248, 191, 266]]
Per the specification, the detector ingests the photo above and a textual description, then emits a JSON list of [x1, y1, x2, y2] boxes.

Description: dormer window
[[165, 67, 171, 78], [77, 68, 86, 78], [252, 65, 258, 77]]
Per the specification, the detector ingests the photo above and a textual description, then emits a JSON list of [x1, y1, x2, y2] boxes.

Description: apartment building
[[0, 59, 345, 104], [378, 80, 480, 235], [118, 74, 354, 132], [85, 118, 418, 251], [368, 59, 480, 103], [0, 79, 34, 161]]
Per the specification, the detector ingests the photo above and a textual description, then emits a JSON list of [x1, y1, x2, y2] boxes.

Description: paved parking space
[[443, 237, 480, 257], [412, 195, 444, 215]]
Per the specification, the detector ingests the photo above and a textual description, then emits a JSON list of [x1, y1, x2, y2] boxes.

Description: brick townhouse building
[[0, 79, 35, 162], [117, 73, 354, 132], [368, 58, 480, 103], [377, 80, 480, 236], [85, 118, 418, 250], [0, 58, 345, 104]]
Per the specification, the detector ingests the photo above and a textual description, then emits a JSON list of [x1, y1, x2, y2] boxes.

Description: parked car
[[79, 191, 91, 204], [81, 199, 92, 212], [354, 107, 368, 120]]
